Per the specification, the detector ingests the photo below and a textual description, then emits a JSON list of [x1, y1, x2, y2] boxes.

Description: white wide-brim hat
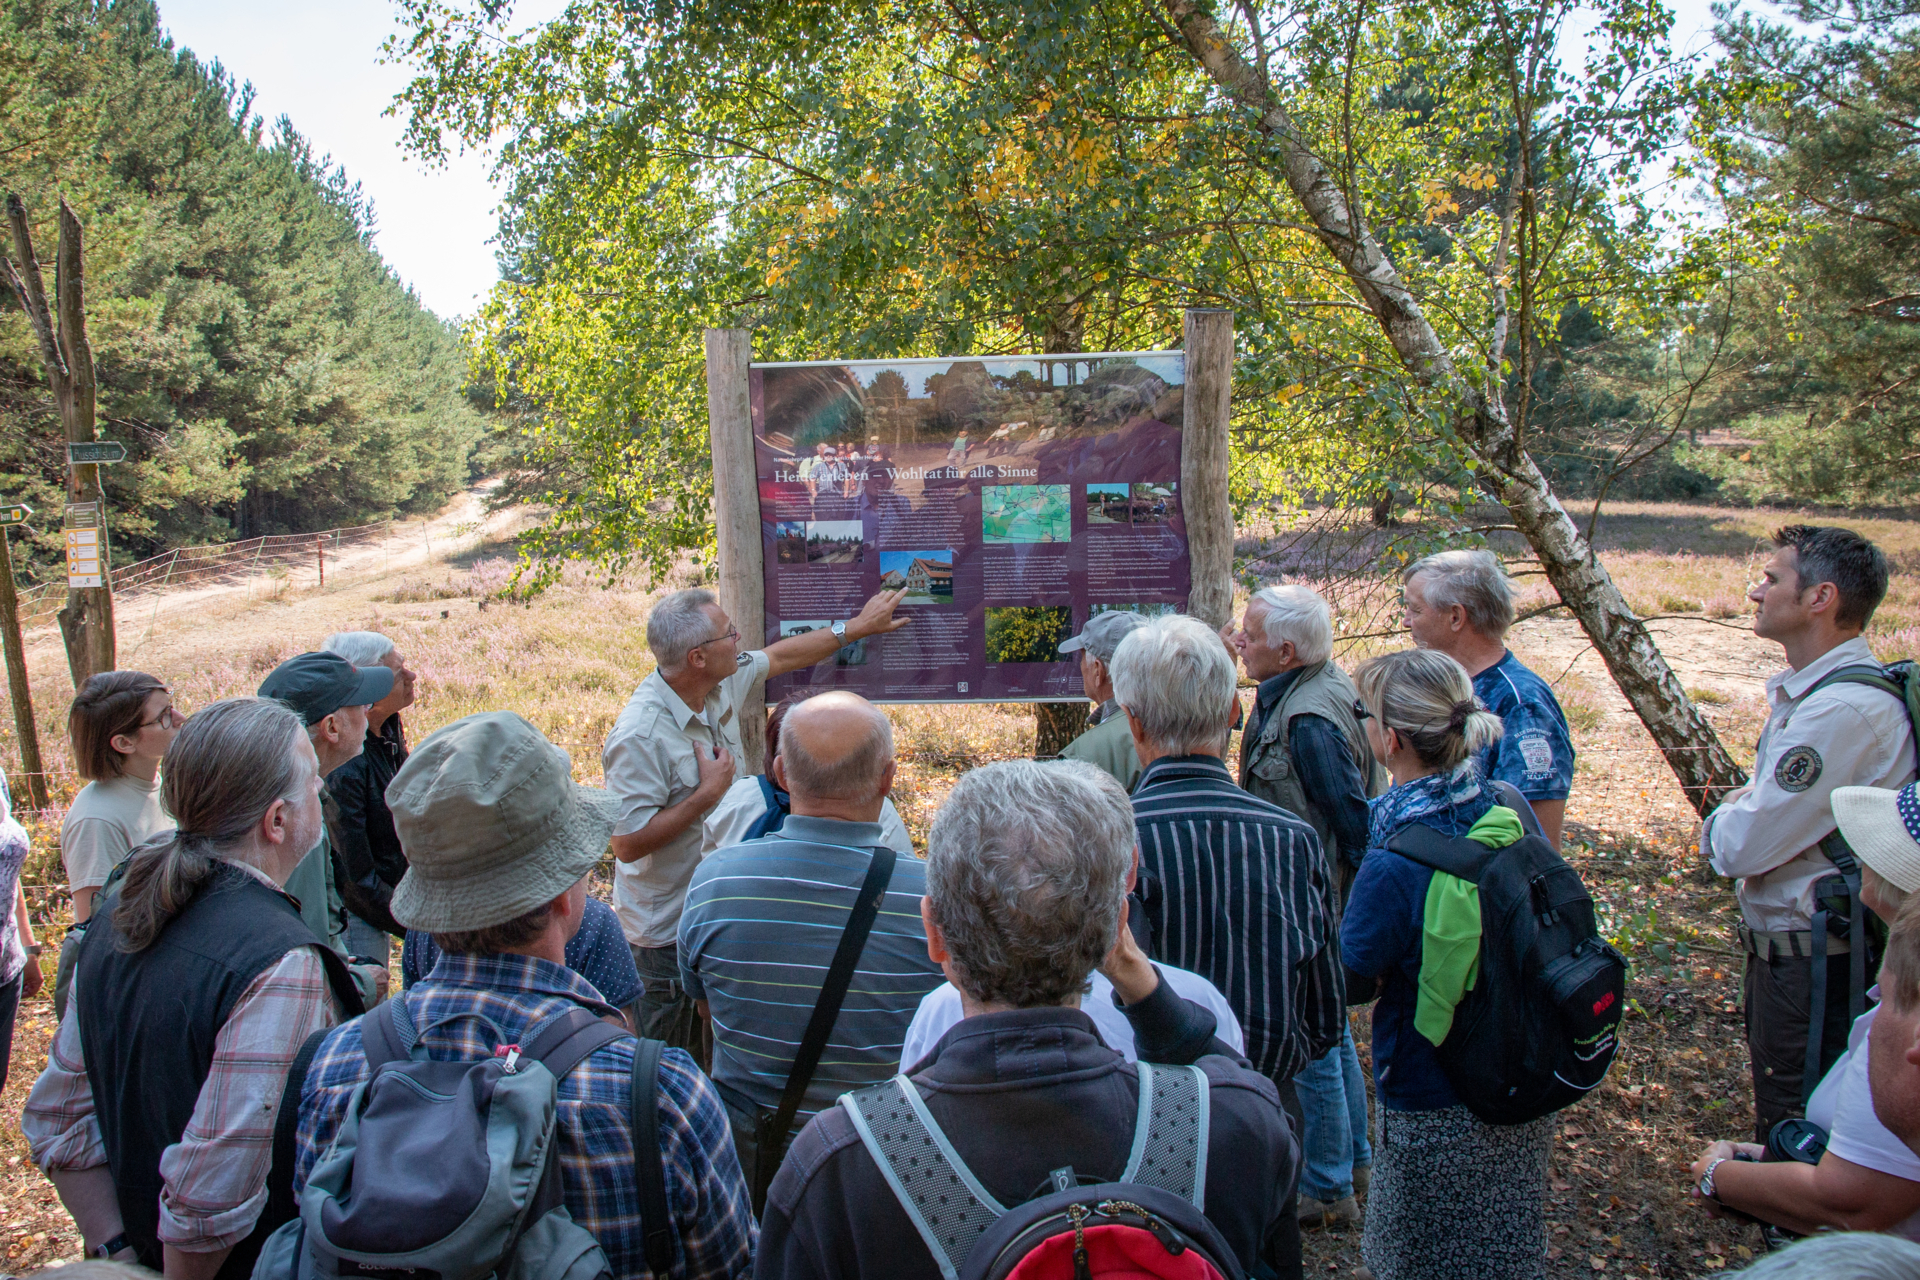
[[1832, 782, 1920, 894]]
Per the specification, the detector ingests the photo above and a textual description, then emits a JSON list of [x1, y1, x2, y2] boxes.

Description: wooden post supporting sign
[[1181, 309, 1235, 630], [704, 327, 768, 774]]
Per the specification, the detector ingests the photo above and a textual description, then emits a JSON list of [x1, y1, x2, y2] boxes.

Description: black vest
[[74, 860, 362, 1279]]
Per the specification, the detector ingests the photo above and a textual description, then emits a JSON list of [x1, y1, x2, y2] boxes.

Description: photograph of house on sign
[[878, 549, 955, 604]]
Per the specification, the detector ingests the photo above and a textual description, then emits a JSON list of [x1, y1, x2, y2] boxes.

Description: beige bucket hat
[[385, 710, 619, 933], [1831, 781, 1920, 895]]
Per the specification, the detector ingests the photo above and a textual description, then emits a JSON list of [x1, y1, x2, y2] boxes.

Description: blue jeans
[[1294, 1025, 1372, 1201]]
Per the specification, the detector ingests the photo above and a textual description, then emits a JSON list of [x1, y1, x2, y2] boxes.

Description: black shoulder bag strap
[[262, 1024, 333, 1233], [630, 1037, 674, 1276], [751, 844, 897, 1210], [1488, 780, 1546, 840]]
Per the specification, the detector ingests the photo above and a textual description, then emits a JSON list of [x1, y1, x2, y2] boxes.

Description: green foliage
[[0, 0, 488, 582], [1690, 0, 1920, 503], [388, 0, 1699, 582]]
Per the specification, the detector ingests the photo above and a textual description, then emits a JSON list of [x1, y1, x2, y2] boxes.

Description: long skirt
[[1361, 1104, 1553, 1280]]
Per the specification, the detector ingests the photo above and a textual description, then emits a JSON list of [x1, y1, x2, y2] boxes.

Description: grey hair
[[1354, 649, 1502, 771], [323, 631, 396, 667], [1404, 549, 1515, 640], [926, 760, 1134, 1008], [1252, 584, 1334, 665], [780, 698, 895, 801], [113, 698, 314, 953], [1724, 1232, 1920, 1278], [647, 588, 721, 671], [1109, 614, 1238, 756]]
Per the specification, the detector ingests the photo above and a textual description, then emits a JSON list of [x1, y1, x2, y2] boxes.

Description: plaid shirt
[[294, 952, 754, 1280], [1132, 754, 1344, 1081], [22, 866, 341, 1253]]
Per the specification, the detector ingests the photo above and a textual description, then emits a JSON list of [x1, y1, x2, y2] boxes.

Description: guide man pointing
[[602, 586, 909, 1063]]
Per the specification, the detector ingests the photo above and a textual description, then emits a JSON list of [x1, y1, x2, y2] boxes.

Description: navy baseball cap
[[258, 652, 394, 727]]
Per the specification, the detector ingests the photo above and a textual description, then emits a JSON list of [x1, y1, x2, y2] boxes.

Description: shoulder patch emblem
[[1518, 730, 1555, 780], [1774, 744, 1824, 793]]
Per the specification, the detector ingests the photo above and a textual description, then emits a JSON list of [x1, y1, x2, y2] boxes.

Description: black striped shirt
[[1131, 754, 1344, 1081]]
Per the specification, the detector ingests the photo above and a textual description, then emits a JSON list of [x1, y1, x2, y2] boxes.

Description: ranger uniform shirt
[[1706, 636, 1916, 932], [602, 649, 768, 948]]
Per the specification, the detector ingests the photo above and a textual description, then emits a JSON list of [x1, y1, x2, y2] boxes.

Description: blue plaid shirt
[[293, 952, 756, 1280]]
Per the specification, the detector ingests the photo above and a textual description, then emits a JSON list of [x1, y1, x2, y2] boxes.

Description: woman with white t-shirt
[[1690, 824, 1920, 1240], [54, 671, 180, 1017]]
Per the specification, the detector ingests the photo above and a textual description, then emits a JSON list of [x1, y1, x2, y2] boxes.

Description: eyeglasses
[[697, 626, 741, 649], [137, 704, 184, 731], [1352, 699, 1374, 721]]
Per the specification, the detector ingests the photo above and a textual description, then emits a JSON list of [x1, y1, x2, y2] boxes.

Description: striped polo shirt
[[678, 815, 944, 1129]]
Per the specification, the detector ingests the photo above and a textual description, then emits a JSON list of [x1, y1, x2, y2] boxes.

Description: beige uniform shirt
[[603, 650, 768, 947], [60, 774, 169, 891], [1705, 637, 1916, 932]]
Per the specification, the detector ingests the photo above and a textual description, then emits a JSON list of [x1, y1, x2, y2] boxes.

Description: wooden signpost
[[702, 310, 1235, 770], [0, 503, 48, 810]]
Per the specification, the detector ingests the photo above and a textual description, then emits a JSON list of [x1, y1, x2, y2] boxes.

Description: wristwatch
[[830, 620, 848, 644], [1698, 1156, 1731, 1201]]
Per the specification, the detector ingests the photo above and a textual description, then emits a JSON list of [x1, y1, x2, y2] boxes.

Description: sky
[[154, 0, 1737, 325], [155, 0, 564, 321]]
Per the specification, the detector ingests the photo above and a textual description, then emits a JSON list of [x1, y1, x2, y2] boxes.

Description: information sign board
[[754, 352, 1190, 704]]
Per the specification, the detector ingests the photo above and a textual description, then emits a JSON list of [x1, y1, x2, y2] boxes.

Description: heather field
[[0, 498, 1915, 1274]]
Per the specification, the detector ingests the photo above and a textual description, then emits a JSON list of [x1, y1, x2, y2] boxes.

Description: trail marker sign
[[67, 441, 126, 466], [0, 504, 31, 526], [64, 503, 104, 588]]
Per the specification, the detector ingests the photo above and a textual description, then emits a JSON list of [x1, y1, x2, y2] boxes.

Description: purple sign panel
[[754, 352, 1191, 704]]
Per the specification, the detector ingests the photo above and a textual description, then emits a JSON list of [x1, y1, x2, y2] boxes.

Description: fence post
[[316, 537, 325, 587]]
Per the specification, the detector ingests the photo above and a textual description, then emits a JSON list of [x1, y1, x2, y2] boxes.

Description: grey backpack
[[841, 1061, 1242, 1280], [253, 998, 673, 1280]]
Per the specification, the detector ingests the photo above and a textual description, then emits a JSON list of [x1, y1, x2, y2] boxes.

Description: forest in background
[[0, 0, 489, 585]]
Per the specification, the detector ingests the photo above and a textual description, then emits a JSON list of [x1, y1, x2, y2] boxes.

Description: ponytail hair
[[113, 697, 312, 953], [1354, 649, 1502, 771]]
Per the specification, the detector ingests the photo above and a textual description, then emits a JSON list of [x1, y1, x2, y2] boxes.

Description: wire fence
[[12, 518, 433, 632]]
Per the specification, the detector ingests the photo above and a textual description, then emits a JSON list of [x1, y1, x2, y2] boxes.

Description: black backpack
[[1791, 659, 1920, 1100], [1385, 791, 1627, 1126]]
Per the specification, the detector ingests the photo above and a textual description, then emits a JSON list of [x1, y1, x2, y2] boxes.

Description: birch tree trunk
[[1157, 0, 1747, 814]]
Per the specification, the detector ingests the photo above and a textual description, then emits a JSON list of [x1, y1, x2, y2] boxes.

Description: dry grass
[[0, 499, 1916, 1274]]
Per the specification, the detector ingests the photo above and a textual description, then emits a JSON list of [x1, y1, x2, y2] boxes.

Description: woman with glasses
[[55, 671, 181, 1017]]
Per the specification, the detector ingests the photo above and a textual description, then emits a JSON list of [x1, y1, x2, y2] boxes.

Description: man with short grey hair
[[1403, 548, 1574, 848], [1229, 584, 1384, 1229], [677, 691, 943, 1203], [1054, 609, 1149, 791], [1116, 615, 1341, 1278], [756, 759, 1300, 1280], [603, 584, 910, 1062]]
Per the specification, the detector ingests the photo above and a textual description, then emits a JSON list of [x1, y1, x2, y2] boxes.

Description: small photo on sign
[[1089, 602, 1181, 619], [878, 550, 954, 605], [1086, 482, 1176, 526], [774, 521, 807, 564], [804, 520, 864, 565], [779, 619, 832, 639], [982, 485, 1071, 544], [985, 606, 1072, 664]]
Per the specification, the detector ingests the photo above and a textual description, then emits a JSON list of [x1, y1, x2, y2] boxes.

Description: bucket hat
[[386, 711, 618, 932], [1831, 781, 1920, 895]]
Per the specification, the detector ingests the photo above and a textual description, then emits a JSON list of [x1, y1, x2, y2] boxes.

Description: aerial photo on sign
[[753, 352, 1190, 703]]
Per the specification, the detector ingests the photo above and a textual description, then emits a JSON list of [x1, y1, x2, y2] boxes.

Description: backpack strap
[[743, 775, 790, 842], [841, 1076, 1005, 1280], [360, 992, 415, 1068], [1488, 781, 1546, 840], [262, 1024, 333, 1228], [1385, 823, 1499, 883], [630, 1037, 674, 1278], [1118, 1061, 1210, 1209]]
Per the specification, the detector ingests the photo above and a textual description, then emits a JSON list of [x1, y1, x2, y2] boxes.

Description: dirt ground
[[0, 496, 1908, 1275]]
